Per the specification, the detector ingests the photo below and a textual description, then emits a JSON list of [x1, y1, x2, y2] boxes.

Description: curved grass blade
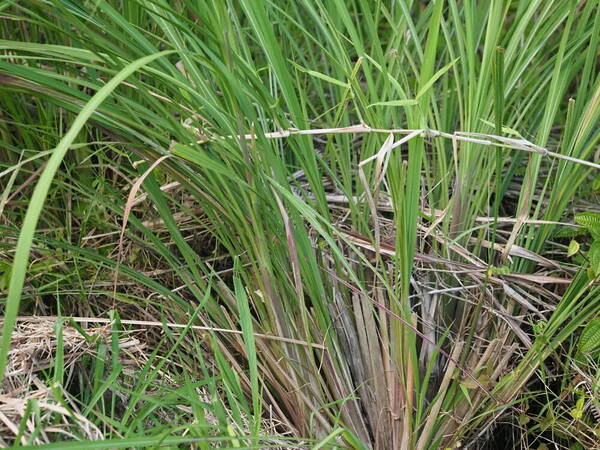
[[0, 49, 175, 381]]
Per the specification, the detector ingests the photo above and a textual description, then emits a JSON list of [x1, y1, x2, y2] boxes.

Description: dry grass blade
[[13, 317, 326, 349], [188, 124, 600, 170], [116, 154, 172, 279]]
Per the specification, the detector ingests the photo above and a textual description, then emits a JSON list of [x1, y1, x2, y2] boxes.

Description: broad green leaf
[[575, 212, 600, 239], [567, 240, 580, 257], [579, 317, 600, 353], [589, 240, 600, 275], [570, 397, 585, 420]]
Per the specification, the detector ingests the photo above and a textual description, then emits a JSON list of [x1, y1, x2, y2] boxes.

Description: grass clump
[[1, 1, 599, 448]]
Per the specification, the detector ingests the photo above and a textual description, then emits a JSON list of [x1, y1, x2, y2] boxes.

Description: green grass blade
[[0, 49, 175, 381]]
